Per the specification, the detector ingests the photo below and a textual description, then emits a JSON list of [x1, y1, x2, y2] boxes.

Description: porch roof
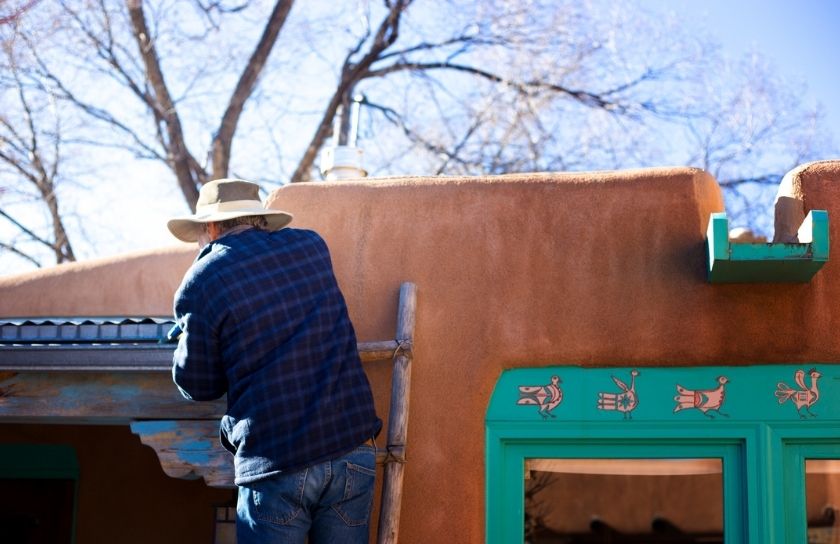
[[0, 316, 175, 371]]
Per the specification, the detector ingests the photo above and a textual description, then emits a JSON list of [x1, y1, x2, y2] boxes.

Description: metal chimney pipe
[[348, 94, 364, 147], [320, 93, 367, 180], [332, 104, 344, 146]]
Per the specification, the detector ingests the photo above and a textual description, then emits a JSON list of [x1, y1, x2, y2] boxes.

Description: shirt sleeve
[[172, 270, 228, 401]]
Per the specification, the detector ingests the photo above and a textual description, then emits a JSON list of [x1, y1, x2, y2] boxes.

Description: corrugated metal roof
[[0, 317, 176, 372], [0, 317, 174, 344], [0, 316, 399, 372]]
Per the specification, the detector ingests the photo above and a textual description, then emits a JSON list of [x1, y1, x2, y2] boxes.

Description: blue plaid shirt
[[172, 227, 381, 485]]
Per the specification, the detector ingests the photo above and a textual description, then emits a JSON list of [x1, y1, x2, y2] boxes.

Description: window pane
[[805, 460, 840, 544], [0, 478, 75, 544], [525, 458, 723, 543]]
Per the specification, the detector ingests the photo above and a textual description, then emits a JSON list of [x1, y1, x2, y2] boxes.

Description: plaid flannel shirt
[[172, 227, 381, 485]]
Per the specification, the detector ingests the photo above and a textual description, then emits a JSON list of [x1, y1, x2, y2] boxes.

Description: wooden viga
[[131, 282, 417, 544]]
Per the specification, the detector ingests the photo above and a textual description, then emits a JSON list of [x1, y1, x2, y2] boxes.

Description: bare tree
[[19, 1, 707, 191], [0, 0, 834, 272], [0, 34, 75, 268], [48, 0, 294, 209], [682, 54, 831, 233], [0, 0, 42, 26]]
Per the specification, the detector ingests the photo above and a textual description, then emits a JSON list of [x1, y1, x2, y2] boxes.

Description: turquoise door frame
[[486, 365, 840, 543]]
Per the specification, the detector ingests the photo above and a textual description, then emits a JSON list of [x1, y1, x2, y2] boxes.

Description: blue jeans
[[236, 443, 377, 544]]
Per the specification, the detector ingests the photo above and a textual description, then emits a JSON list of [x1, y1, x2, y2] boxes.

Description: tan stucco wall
[[3, 162, 840, 541], [0, 244, 193, 316]]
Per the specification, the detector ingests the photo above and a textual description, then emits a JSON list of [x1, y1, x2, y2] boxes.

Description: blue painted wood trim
[[0, 372, 224, 421], [130, 420, 234, 488]]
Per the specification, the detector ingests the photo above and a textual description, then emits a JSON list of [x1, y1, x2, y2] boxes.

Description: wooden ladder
[[359, 282, 416, 544]]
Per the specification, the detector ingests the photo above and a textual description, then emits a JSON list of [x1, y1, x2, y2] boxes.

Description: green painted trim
[[781, 441, 840, 542], [708, 212, 731, 262], [486, 365, 840, 544], [0, 444, 79, 479], [705, 210, 829, 283], [488, 432, 748, 542], [807, 211, 830, 260]]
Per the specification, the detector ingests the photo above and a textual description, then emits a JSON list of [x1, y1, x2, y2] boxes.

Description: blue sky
[[645, 0, 840, 147]]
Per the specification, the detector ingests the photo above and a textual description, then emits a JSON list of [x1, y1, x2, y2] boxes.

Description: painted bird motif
[[517, 375, 563, 419], [775, 368, 821, 419], [673, 376, 729, 418], [597, 369, 640, 420]]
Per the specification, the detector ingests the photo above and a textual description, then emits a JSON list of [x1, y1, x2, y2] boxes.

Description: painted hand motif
[[597, 369, 640, 420]]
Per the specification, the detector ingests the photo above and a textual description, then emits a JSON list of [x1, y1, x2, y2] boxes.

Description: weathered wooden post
[[377, 282, 417, 544]]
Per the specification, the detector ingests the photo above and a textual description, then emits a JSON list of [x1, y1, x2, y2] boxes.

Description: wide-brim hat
[[167, 178, 293, 243]]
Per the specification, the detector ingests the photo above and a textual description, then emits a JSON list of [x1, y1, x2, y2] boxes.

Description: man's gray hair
[[216, 215, 268, 233]]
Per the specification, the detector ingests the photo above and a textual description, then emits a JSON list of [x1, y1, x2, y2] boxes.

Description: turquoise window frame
[[486, 365, 840, 544], [782, 435, 840, 542]]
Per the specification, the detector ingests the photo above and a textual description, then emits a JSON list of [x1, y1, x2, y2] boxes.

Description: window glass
[[0, 478, 75, 544], [805, 460, 840, 544], [525, 458, 723, 543]]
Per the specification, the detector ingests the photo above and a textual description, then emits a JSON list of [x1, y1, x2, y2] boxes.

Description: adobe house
[[1, 160, 840, 543]]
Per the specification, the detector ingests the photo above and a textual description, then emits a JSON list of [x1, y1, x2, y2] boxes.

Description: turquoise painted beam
[[0, 371, 224, 421], [706, 211, 829, 283], [487, 364, 839, 423]]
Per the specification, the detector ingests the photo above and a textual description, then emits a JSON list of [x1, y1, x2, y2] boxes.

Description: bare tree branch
[[0, 209, 55, 254], [193, 0, 250, 30], [365, 60, 646, 113], [24, 30, 168, 163], [289, 0, 413, 183], [62, 2, 152, 110], [2, 59, 76, 263], [126, 0, 201, 209], [0, 241, 42, 268], [0, 144, 39, 181], [374, 32, 500, 62], [718, 174, 783, 188], [211, 0, 294, 177], [365, 99, 472, 170], [0, 0, 42, 25]]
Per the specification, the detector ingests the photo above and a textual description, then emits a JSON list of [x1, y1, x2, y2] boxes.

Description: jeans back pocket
[[250, 469, 308, 526], [332, 459, 376, 527]]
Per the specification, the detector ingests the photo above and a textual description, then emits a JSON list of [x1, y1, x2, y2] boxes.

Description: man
[[167, 178, 381, 544]]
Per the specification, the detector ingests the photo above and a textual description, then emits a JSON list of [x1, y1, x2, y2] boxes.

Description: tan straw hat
[[167, 178, 293, 242]]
